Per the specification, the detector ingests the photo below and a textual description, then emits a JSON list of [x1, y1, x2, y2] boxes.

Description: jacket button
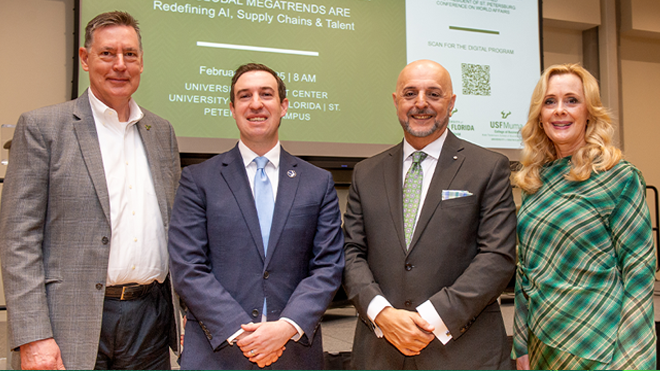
[[263, 271, 269, 279], [251, 309, 259, 318], [404, 300, 412, 307], [461, 327, 466, 333], [101, 236, 109, 244], [405, 263, 413, 271], [95, 283, 103, 290]]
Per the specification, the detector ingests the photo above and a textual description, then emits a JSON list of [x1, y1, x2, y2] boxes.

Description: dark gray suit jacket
[[0, 90, 182, 369], [343, 130, 516, 369]]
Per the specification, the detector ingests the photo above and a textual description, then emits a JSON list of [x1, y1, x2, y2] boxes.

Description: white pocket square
[[442, 190, 473, 200]]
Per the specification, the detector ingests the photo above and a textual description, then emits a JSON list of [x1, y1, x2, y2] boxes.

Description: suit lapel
[[408, 131, 465, 253], [71, 90, 111, 224], [264, 148, 300, 267], [383, 143, 407, 254], [221, 146, 266, 262], [137, 120, 169, 223]]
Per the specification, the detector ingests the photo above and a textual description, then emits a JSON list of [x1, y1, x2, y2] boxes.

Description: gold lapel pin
[[145, 125, 152, 131]]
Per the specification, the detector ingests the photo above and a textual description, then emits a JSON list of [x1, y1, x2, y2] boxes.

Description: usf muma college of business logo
[[490, 111, 522, 130]]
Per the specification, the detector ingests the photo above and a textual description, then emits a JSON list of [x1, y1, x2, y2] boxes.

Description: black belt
[[105, 281, 158, 300]]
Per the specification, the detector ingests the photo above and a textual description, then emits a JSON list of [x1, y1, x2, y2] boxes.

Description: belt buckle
[[120, 286, 128, 300]]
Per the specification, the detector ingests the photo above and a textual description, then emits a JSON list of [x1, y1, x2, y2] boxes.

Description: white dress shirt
[[227, 141, 303, 344], [366, 129, 454, 345], [88, 89, 168, 286], [239, 141, 280, 204]]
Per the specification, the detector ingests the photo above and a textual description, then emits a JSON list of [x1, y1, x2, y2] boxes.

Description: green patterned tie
[[403, 151, 427, 247]]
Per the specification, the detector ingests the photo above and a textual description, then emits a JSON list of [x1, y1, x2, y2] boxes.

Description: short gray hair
[[84, 11, 142, 51]]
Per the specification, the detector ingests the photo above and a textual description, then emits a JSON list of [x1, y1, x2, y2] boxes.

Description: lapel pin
[[453, 156, 458, 160], [145, 125, 152, 131], [287, 170, 297, 178]]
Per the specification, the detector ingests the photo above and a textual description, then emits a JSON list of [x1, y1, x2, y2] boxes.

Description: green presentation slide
[[79, 0, 408, 152]]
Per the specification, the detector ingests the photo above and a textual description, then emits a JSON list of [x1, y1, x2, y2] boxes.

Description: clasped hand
[[374, 307, 435, 356], [236, 320, 297, 368]]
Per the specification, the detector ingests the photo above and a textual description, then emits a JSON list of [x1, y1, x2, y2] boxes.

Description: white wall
[[0, 0, 75, 179]]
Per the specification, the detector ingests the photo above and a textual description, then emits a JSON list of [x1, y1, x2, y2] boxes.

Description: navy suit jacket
[[168, 145, 344, 370]]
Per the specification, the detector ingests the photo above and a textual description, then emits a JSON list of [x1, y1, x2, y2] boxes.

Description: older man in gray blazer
[[0, 11, 181, 370], [343, 60, 516, 369]]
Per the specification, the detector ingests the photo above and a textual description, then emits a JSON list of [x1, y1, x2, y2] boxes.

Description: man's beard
[[400, 108, 451, 138]]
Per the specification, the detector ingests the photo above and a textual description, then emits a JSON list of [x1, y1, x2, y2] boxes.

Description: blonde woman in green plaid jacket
[[512, 64, 656, 370]]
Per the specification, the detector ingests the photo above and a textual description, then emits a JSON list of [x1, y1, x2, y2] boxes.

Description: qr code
[[462, 63, 491, 96]]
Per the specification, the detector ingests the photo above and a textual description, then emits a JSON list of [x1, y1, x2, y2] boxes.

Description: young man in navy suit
[[168, 63, 344, 369]]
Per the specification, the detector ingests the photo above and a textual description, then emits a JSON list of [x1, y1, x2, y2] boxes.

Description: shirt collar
[[403, 129, 448, 162], [88, 88, 143, 127], [238, 140, 281, 170]]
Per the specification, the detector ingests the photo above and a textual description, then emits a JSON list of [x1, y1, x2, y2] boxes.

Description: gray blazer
[[0, 90, 182, 369], [343, 131, 517, 369]]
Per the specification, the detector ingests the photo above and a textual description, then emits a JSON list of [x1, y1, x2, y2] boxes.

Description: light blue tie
[[254, 156, 274, 322], [254, 156, 274, 256]]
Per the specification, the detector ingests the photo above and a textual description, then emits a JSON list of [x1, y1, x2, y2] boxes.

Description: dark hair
[[230, 63, 286, 104], [84, 11, 142, 51]]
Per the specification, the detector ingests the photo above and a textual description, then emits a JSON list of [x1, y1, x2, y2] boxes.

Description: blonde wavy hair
[[514, 63, 621, 194]]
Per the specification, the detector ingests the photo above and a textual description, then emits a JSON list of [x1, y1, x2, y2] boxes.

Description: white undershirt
[[367, 130, 454, 345], [88, 89, 168, 286]]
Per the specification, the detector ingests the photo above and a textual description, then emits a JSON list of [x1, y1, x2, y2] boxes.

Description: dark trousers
[[95, 281, 173, 370]]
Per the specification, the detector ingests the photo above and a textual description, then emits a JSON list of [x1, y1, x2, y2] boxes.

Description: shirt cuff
[[227, 327, 245, 345], [416, 300, 452, 345], [367, 295, 392, 338], [280, 317, 304, 342]]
